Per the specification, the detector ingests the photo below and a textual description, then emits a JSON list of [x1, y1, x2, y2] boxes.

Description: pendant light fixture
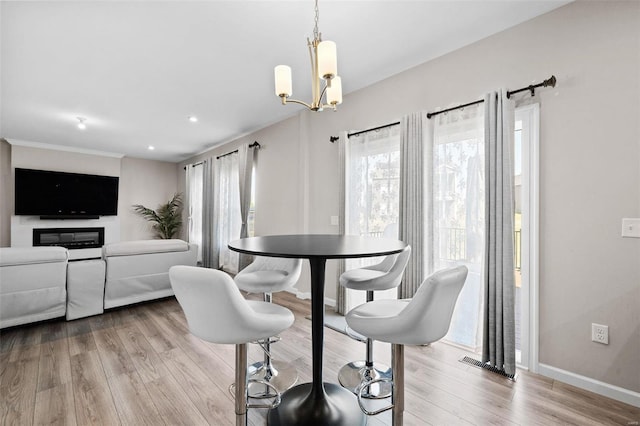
[[274, 0, 342, 111]]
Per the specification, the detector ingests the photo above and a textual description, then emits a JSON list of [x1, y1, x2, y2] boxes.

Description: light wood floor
[[1, 291, 639, 426]]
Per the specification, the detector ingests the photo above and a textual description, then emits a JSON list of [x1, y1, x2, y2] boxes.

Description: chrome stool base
[[247, 359, 298, 398], [338, 360, 393, 399]]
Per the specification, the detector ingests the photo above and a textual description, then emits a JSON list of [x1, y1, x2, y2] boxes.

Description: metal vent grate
[[459, 356, 517, 381]]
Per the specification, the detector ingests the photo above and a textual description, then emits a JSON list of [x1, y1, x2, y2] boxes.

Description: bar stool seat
[[169, 265, 295, 426], [234, 256, 302, 397], [338, 245, 411, 399], [341, 268, 388, 283], [236, 270, 293, 291], [346, 265, 468, 425]]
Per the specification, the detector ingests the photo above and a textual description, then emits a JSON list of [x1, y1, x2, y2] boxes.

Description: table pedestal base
[[267, 382, 366, 426]]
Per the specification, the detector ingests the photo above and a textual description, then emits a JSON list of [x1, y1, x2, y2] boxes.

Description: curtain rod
[[217, 149, 238, 159], [217, 141, 261, 160], [426, 75, 556, 119], [184, 142, 261, 168], [347, 121, 401, 138], [183, 160, 205, 170]]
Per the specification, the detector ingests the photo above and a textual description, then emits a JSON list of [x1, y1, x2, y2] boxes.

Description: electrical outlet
[[591, 323, 609, 345]]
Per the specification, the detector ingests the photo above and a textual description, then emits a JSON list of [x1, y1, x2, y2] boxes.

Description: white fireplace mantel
[[11, 215, 120, 260]]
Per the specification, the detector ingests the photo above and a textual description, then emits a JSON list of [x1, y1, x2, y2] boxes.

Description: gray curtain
[[201, 158, 218, 269], [398, 112, 432, 298], [335, 131, 348, 314], [482, 90, 516, 376], [237, 144, 258, 271], [184, 164, 192, 240]]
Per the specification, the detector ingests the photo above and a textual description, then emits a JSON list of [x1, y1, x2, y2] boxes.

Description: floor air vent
[[459, 356, 517, 381]]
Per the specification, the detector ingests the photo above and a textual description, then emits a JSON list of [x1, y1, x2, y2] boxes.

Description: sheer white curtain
[[432, 104, 486, 350], [216, 152, 241, 274], [186, 163, 204, 264], [336, 131, 348, 314], [345, 125, 401, 311]]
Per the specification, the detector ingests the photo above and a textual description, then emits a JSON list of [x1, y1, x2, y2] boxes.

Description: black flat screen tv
[[15, 168, 119, 218]]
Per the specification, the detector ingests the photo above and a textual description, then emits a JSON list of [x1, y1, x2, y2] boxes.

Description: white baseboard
[[283, 289, 638, 408], [538, 363, 640, 408], [285, 289, 336, 308]]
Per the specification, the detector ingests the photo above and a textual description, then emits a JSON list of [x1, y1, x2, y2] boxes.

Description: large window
[[186, 163, 203, 264], [432, 106, 485, 350], [185, 153, 254, 271], [514, 104, 539, 369], [429, 103, 537, 358], [345, 124, 401, 309], [216, 152, 241, 274]]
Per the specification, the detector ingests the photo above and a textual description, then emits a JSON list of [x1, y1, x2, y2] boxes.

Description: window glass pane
[[345, 125, 401, 308], [346, 126, 400, 238], [432, 106, 485, 350]]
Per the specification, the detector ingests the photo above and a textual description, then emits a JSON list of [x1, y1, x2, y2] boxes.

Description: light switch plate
[[621, 218, 640, 238]]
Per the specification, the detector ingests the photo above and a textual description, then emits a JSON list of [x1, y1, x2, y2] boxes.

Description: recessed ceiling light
[[148, 145, 155, 150], [76, 117, 87, 130], [188, 116, 198, 123]]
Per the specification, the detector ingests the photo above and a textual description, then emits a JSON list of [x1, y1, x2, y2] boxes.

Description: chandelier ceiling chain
[[274, 0, 343, 112], [313, 0, 320, 41]]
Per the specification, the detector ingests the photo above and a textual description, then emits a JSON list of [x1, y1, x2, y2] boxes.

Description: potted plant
[[133, 193, 183, 239]]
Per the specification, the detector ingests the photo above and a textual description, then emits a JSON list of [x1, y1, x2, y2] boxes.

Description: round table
[[229, 234, 407, 426]]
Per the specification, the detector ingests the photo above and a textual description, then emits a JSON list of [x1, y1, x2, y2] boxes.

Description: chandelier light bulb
[[273, 0, 342, 111], [326, 76, 342, 105], [274, 65, 293, 98], [318, 40, 337, 80]]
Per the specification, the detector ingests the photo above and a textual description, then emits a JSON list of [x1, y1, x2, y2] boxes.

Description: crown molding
[[5, 139, 124, 159]]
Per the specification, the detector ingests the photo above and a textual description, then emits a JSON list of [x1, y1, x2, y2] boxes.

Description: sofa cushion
[[103, 244, 197, 309], [103, 239, 189, 257], [0, 247, 68, 267]]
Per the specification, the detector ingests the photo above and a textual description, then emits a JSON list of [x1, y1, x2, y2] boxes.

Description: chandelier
[[274, 0, 342, 111]]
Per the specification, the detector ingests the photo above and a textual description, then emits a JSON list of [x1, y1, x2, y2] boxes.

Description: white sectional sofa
[[103, 239, 197, 309], [0, 239, 198, 328], [0, 246, 68, 328]]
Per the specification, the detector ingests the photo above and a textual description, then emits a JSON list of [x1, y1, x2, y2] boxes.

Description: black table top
[[228, 234, 406, 260]]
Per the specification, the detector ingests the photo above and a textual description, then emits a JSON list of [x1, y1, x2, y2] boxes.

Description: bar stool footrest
[[356, 378, 395, 416], [338, 360, 393, 398]]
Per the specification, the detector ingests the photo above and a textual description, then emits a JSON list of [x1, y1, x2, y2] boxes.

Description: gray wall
[[180, 1, 640, 394], [0, 143, 179, 244], [0, 140, 12, 246], [119, 156, 181, 240]]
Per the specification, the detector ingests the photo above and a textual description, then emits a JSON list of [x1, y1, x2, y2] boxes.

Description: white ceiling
[[1, 0, 571, 162]]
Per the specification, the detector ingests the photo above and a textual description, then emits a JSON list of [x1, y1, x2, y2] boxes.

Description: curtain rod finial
[[329, 136, 339, 143], [545, 75, 557, 88]]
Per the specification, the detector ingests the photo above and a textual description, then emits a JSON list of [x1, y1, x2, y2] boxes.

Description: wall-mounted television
[[15, 168, 119, 219]]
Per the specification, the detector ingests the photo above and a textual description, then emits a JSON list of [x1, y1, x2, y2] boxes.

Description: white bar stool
[[338, 245, 411, 398], [234, 256, 302, 397], [346, 265, 468, 425], [169, 265, 295, 426]]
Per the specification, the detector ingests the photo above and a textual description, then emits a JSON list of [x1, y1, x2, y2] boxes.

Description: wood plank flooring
[[1, 291, 639, 425]]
